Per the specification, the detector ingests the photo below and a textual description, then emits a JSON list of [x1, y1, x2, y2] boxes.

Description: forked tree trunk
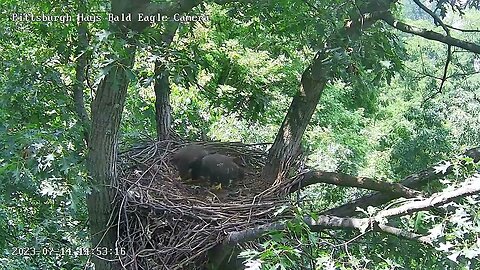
[[84, 0, 203, 268], [81, 1, 202, 269]]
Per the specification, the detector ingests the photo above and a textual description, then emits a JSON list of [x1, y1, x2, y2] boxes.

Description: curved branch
[[412, 0, 449, 34]]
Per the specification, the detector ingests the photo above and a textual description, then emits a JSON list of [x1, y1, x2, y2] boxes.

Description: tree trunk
[[262, 64, 327, 183], [86, 39, 136, 270], [262, 0, 397, 183], [85, 2, 140, 268], [155, 22, 178, 140], [73, 0, 90, 145], [84, 1, 203, 268], [82, 1, 203, 269], [154, 61, 172, 140]]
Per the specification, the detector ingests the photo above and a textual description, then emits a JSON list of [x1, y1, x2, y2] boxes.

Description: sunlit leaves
[[0, 0, 91, 268], [434, 161, 452, 174]]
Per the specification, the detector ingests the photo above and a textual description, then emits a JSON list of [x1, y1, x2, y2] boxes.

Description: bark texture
[[86, 33, 136, 270], [261, 0, 398, 183], [73, 0, 90, 144], [84, 1, 203, 269], [261, 65, 327, 183], [322, 147, 480, 217], [155, 22, 178, 140]]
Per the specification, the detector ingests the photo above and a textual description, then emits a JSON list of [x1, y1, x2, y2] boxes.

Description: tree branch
[[322, 146, 480, 217], [378, 12, 480, 54], [227, 212, 433, 246], [306, 215, 433, 245], [375, 223, 432, 244], [377, 177, 480, 219], [228, 177, 480, 246], [422, 44, 452, 105], [444, 24, 480, 33], [412, 0, 449, 34], [289, 171, 421, 198]]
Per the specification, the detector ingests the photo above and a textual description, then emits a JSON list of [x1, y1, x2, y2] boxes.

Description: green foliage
[[1, 0, 480, 269], [384, 107, 453, 178], [306, 82, 372, 175], [246, 161, 479, 270], [0, 1, 91, 269], [240, 214, 318, 270], [175, 3, 306, 124], [246, 5, 480, 270]]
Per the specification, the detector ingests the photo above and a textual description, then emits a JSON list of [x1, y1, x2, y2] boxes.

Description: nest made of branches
[[115, 140, 298, 269]]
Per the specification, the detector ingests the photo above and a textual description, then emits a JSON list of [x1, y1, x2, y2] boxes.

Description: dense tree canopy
[[1, 0, 479, 269]]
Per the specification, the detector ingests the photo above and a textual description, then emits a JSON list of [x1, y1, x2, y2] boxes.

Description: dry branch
[[116, 140, 286, 269], [350, 9, 480, 54]]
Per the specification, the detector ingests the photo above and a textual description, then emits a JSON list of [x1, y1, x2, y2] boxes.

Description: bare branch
[[377, 177, 480, 219], [376, 224, 433, 244], [411, 0, 453, 105], [307, 216, 433, 244], [412, 0, 450, 34], [228, 178, 480, 246], [289, 171, 421, 198], [378, 12, 480, 54], [444, 24, 480, 33], [422, 44, 452, 104], [227, 212, 433, 246], [322, 147, 480, 217]]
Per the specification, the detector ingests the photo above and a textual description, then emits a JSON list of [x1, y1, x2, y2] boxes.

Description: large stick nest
[[116, 140, 297, 269]]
